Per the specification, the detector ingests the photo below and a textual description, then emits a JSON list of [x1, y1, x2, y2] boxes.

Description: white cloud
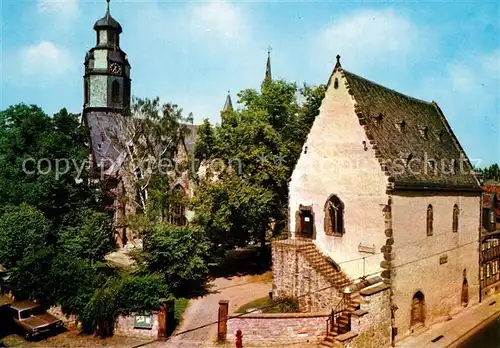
[[21, 41, 73, 76], [37, 0, 79, 18], [316, 9, 423, 72], [188, 0, 247, 41]]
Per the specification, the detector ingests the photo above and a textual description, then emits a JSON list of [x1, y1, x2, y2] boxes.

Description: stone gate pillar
[[217, 300, 229, 342]]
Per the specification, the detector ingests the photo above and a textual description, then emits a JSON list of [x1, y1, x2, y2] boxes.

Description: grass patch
[[169, 297, 189, 335], [235, 296, 269, 314], [247, 271, 273, 283], [235, 296, 298, 314]]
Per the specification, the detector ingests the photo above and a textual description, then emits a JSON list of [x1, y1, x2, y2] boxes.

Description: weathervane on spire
[[267, 45, 272, 56]]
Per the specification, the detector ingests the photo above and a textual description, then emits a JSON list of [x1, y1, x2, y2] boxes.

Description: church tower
[[83, 0, 131, 113]]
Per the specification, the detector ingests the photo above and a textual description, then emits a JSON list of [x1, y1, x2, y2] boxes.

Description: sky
[[1, 0, 499, 166]]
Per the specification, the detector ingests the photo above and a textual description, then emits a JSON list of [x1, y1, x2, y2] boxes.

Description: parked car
[[10, 301, 63, 339]]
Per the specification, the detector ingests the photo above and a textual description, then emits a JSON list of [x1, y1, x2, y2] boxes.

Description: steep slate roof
[[340, 69, 480, 191]]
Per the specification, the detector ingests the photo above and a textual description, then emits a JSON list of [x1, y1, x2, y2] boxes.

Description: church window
[[111, 80, 120, 104], [324, 195, 344, 236], [169, 185, 187, 226], [452, 204, 459, 233], [426, 205, 433, 236]]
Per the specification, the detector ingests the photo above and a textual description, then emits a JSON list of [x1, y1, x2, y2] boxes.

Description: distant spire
[[223, 91, 233, 112], [264, 45, 272, 82], [106, 0, 110, 13]]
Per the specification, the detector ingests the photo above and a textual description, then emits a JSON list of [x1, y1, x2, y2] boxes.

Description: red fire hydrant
[[236, 329, 243, 348]]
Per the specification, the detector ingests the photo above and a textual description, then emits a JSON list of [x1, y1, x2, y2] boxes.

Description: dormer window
[[396, 119, 406, 132], [420, 126, 428, 139], [437, 130, 444, 142]]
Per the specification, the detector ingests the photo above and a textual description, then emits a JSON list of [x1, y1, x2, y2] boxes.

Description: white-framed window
[[487, 264, 491, 278], [491, 211, 495, 224], [481, 266, 484, 280]]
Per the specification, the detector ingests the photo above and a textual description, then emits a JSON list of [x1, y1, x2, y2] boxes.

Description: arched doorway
[[462, 279, 469, 306], [410, 291, 425, 329]]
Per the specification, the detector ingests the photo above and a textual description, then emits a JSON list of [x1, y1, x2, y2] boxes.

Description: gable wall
[[289, 70, 389, 280], [391, 191, 480, 340]]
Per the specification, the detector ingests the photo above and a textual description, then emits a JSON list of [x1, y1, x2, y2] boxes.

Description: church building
[[272, 55, 481, 345]]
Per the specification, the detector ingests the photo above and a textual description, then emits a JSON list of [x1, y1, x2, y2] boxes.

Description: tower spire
[[264, 45, 272, 82], [222, 91, 233, 112], [106, 0, 110, 13]]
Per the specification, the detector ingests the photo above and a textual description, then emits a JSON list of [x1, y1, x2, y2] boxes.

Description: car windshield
[[19, 306, 41, 319], [20, 309, 32, 319]]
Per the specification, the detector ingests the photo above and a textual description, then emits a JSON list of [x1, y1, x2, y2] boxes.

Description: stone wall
[[226, 312, 329, 346], [391, 191, 480, 341], [288, 68, 388, 280], [272, 240, 342, 311], [47, 306, 159, 338], [342, 283, 392, 348], [114, 312, 159, 338]]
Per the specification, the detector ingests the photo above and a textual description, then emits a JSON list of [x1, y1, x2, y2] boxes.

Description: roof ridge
[[342, 69, 434, 106], [431, 101, 480, 187]]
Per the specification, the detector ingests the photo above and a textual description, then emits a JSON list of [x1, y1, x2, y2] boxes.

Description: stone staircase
[[298, 241, 352, 290], [294, 241, 361, 347]]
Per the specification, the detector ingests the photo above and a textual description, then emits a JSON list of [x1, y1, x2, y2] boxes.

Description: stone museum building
[[272, 55, 482, 345]]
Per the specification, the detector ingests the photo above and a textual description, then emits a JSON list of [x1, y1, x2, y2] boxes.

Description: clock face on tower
[[110, 62, 122, 75]]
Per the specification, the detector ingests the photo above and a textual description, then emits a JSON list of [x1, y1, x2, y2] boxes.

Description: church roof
[[339, 68, 480, 191], [94, 7, 122, 33]]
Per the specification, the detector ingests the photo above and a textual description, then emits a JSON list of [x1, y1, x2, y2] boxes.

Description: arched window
[[169, 185, 186, 226], [325, 195, 344, 236], [453, 204, 459, 233], [426, 205, 433, 236], [334, 78, 339, 89], [111, 80, 120, 104]]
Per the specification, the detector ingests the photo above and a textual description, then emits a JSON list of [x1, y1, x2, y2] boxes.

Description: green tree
[[0, 204, 50, 269], [192, 80, 325, 250], [0, 105, 102, 230], [59, 209, 115, 262], [138, 224, 211, 295], [192, 174, 275, 253]]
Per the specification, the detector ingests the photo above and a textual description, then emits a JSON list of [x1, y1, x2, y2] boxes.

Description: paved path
[[164, 275, 272, 348], [397, 294, 500, 348]]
